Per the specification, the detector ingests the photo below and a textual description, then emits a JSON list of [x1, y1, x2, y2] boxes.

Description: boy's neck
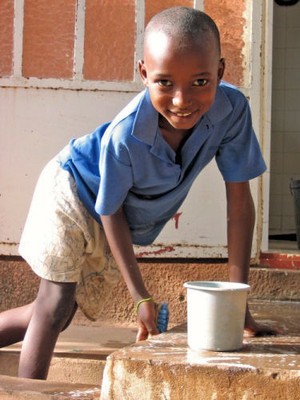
[[158, 115, 193, 153]]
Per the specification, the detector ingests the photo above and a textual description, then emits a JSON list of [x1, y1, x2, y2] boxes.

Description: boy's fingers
[[136, 327, 148, 342], [147, 325, 159, 336], [136, 321, 159, 342]]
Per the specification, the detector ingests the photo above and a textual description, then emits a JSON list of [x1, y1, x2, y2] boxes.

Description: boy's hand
[[136, 301, 159, 341], [244, 307, 279, 337]]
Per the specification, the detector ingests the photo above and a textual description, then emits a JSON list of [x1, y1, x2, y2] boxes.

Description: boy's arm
[[226, 181, 277, 336], [100, 207, 158, 341]]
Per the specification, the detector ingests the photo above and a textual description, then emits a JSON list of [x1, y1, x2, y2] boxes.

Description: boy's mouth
[[174, 112, 192, 117], [170, 110, 194, 117]]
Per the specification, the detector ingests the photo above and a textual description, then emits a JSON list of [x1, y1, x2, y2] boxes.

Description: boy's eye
[[193, 79, 208, 87], [157, 80, 172, 87]]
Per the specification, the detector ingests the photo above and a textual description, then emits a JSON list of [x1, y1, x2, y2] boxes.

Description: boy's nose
[[172, 90, 191, 108]]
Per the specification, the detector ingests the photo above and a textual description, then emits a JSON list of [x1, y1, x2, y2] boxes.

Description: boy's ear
[[138, 60, 148, 86], [218, 58, 225, 83]]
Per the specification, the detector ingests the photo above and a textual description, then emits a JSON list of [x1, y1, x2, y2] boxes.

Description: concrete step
[[0, 324, 136, 399], [101, 300, 300, 400], [0, 255, 298, 398], [0, 375, 101, 399], [0, 300, 299, 399], [0, 324, 136, 385]]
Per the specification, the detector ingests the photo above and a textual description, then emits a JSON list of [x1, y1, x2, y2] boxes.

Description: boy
[[0, 7, 275, 380]]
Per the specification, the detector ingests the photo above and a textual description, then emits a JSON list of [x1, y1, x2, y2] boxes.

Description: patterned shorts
[[19, 157, 120, 321]]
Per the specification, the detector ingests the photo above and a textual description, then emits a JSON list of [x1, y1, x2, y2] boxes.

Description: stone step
[[101, 300, 300, 400], [0, 253, 299, 399], [0, 351, 107, 387], [0, 324, 136, 399], [0, 301, 299, 399], [0, 375, 100, 399], [0, 324, 136, 386]]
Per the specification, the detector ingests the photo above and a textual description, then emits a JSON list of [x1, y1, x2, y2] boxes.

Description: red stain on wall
[[172, 212, 183, 229], [135, 246, 175, 257]]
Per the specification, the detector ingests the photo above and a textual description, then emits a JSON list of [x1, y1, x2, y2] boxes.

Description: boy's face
[[139, 31, 225, 132]]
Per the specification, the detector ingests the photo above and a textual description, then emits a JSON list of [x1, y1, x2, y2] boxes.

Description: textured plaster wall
[[204, 0, 246, 87], [23, 0, 76, 79], [0, 0, 247, 84], [145, 0, 193, 25], [0, 0, 14, 76], [83, 0, 135, 81], [0, 259, 299, 328]]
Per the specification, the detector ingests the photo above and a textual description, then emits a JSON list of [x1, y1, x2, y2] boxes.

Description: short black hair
[[144, 7, 221, 55]]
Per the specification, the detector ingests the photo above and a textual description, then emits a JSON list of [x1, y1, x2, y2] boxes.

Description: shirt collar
[[131, 89, 158, 146], [205, 83, 233, 126]]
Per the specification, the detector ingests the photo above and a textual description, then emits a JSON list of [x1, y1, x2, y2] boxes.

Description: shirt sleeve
[[215, 96, 266, 182], [95, 128, 133, 216]]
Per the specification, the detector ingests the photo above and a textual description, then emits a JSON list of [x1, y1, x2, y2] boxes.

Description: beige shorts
[[19, 157, 120, 321]]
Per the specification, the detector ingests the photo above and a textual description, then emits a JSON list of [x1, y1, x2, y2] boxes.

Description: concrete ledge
[[0, 324, 136, 385], [101, 301, 300, 400], [0, 375, 100, 399], [0, 352, 106, 386]]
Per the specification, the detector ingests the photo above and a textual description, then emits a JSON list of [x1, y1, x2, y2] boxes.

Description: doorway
[[269, 0, 300, 252]]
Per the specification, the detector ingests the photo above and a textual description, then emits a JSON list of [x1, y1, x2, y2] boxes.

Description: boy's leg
[[0, 299, 76, 348], [18, 278, 77, 380], [0, 302, 35, 347]]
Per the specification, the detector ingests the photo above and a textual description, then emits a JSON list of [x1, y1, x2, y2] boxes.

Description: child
[[0, 7, 276, 380]]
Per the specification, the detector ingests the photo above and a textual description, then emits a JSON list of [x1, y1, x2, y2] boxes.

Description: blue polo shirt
[[59, 82, 266, 246]]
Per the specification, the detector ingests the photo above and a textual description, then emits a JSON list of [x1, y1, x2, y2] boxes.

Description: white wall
[[0, 1, 268, 258], [0, 88, 135, 255], [0, 86, 230, 257]]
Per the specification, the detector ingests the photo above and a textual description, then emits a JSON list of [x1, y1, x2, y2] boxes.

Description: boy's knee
[[35, 279, 77, 331], [50, 300, 75, 330]]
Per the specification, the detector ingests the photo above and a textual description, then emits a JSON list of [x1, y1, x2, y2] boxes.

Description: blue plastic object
[[156, 303, 169, 333]]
